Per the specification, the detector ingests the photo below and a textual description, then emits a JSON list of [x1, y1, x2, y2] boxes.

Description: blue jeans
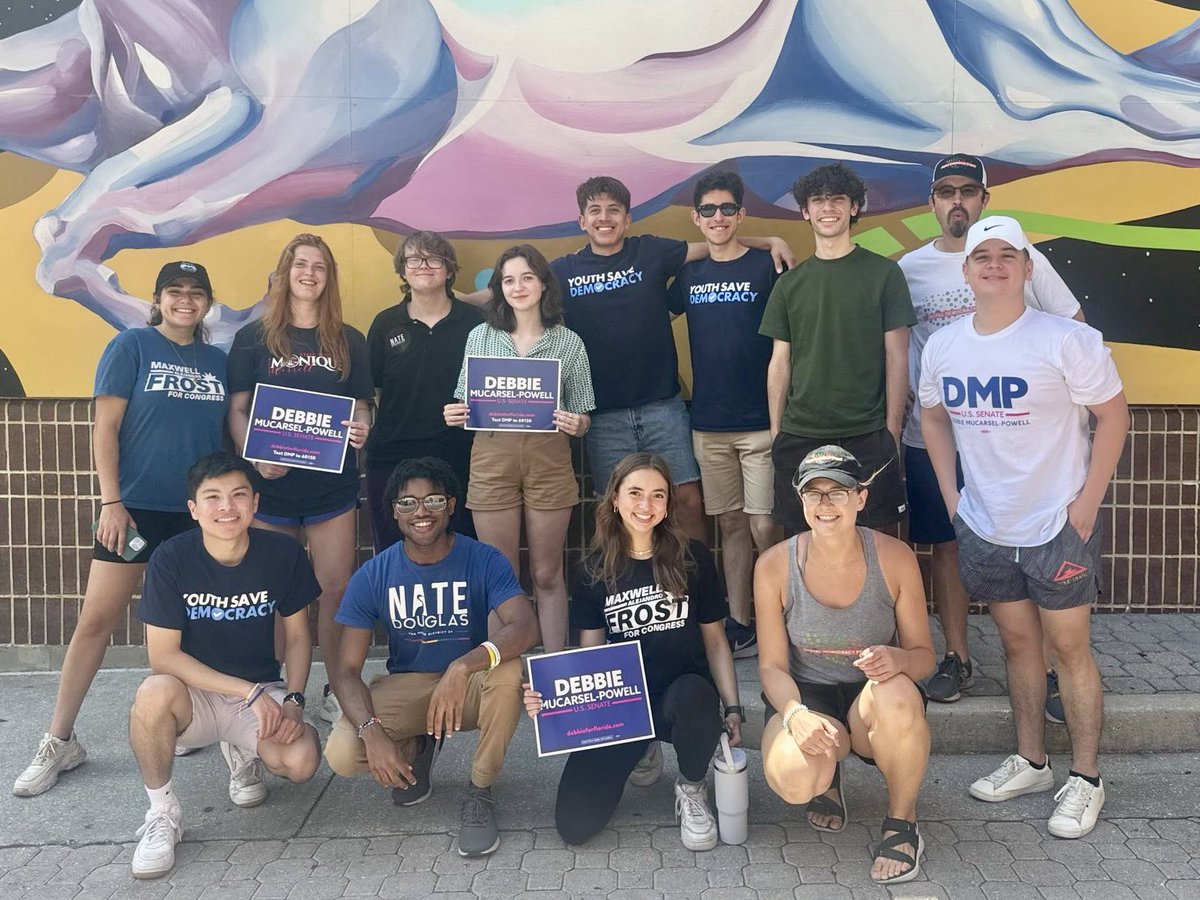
[[585, 394, 701, 494]]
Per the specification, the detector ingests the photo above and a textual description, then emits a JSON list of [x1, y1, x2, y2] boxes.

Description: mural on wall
[[1, 0, 1200, 399]]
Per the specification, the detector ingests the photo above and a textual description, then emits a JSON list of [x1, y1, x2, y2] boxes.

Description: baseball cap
[[155, 261, 213, 296], [791, 445, 863, 492], [964, 215, 1031, 256], [932, 153, 987, 189]]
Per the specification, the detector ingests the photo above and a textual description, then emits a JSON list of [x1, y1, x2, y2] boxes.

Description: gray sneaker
[[13, 732, 87, 797], [1044, 670, 1066, 724], [627, 740, 663, 787], [220, 742, 267, 808], [926, 653, 974, 703], [391, 735, 441, 807], [457, 785, 500, 857]]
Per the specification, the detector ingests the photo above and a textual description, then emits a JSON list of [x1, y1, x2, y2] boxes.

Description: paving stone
[[610, 848, 662, 872], [468, 868, 528, 895], [1165, 883, 1200, 899], [519, 847, 575, 873], [1127, 840, 1194, 864], [279, 843, 321, 861], [364, 838, 402, 857], [376, 871, 438, 899], [395, 856, 436, 874], [341, 876, 385, 896], [1072, 882, 1140, 899], [78, 863, 133, 887], [312, 839, 368, 864], [344, 856, 400, 880], [1101, 859, 1173, 885], [988, 823, 1047, 845], [572, 849, 610, 869], [431, 873, 473, 892], [255, 859, 316, 886], [532, 828, 566, 850], [1013, 859, 1074, 886], [560, 865, 616, 893], [229, 843, 287, 865], [396, 835, 452, 857], [781, 842, 838, 867], [196, 884, 258, 900], [704, 864, 744, 888], [653, 866, 710, 893], [429, 853, 485, 877], [700, 888, 758, 900], [1111, 820, 1163, 841], [1149, 821, 1200, 844], [1155, 864, 1199, 881], [605, 889, 665, 900], [794, 887, 852, 899]]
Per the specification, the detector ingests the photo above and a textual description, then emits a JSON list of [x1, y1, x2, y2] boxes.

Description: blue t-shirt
[[667, 248, 777, 431], [551, 235, 688, 412], [137, 528, 321, 683], [93, 328, 228, 512], [337, 535, 524, 674]]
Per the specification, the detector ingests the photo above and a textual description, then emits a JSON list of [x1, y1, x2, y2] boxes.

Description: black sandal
[[872, 816, 924, 884], [805, 761, 847, 833]]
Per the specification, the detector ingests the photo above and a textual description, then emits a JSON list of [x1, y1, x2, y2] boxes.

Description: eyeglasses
[[403, 256, 446, 270], [932, 184, 984, 201], [798, 488, 854, 507], [696, 202, 741, 218], [394, 494, 449, 514]]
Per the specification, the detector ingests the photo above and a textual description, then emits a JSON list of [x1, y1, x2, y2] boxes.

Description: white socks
[[146, 781, 176, 812]]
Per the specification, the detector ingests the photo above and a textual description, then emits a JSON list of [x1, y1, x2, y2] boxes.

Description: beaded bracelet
[[781, 703, 810, 735], [357, 716, 382, 739]]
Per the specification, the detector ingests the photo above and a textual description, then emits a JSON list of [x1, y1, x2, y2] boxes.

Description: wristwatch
[[283, 691, 306, 708], [724, 704, 744, 718]]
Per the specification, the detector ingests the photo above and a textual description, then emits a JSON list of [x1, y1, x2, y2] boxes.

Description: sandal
[[805, 761, 847, 833], [872, 816, 924, 884]]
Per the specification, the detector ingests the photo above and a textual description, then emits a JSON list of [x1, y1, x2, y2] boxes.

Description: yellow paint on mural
[[1072, 0, 1196, 53]]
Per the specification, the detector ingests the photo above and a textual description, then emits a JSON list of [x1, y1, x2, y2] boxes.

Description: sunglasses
[[696, 202, 741, 218], [932, 184, 985, 201], [393, 494, 449, 514]]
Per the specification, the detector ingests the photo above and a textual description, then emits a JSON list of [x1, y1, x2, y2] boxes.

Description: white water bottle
[[713, 732, 749, 844]]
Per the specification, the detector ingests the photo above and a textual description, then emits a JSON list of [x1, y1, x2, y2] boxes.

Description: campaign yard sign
[[465, 356, 560, 432], [527, 642, 654, 757], [243, 384, 354, 473]]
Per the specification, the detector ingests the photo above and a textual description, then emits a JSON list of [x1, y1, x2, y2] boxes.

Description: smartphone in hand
[[91, 520, 147, 561]]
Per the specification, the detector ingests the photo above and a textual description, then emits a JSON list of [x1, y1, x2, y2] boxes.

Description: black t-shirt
[[137, 529, 321, 683], [667, 248, 778, 431], [366, 299, 483, 460], [570, 541, 727, 694], [227, 321, 373, 517], [551, 235, 688, 412]]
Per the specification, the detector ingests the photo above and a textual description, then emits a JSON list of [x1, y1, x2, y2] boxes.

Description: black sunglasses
[[696, 202, 741, 218]]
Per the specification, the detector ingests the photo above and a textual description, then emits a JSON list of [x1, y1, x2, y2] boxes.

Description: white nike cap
[[964, 215, 1031, 255]]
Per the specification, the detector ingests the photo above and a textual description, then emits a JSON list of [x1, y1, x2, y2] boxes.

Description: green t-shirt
[[759, 246, 915, 438]]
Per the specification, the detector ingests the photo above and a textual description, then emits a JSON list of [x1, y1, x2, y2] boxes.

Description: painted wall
[[2, 0, 1200, 400]]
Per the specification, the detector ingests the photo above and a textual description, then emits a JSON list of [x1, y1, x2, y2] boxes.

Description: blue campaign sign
[[243, 384, 354, 473], [465, 356, 560, 432], [528, 642, 655, 757]]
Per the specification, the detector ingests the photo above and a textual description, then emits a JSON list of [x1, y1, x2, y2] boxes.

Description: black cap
[[932, 154, 987, 189], [155, 261, 212, 297], [791, 445, 863, 492]]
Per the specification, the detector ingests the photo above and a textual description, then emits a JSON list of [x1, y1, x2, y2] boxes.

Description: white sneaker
[[319, 686, 341, 724], [220, 742, 267, 808], [131, 805, 184, 879], [1048, 775, 1105, 839], [674, 778, 718, 851], [969, 754, 1055, 802], [627, 740, 663, 787], [174, 744, 201, 758], [13, 732, 87, 797]]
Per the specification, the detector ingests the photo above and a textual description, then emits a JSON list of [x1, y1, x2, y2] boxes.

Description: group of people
[[11, 157, 1127, 888]]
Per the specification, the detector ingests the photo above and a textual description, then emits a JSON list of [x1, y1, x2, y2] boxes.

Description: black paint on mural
[[1039, 205, 1200, 352]]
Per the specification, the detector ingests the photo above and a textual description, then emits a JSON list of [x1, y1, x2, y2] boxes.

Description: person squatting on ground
[[14, 262, 229, 799], [899, 154, 1084, 710], [128, 453, 322, 879], [227, 233, 373, 725], [548, 175, 794, 543], [443, 244, 595, 652], [761, 162, 914, 539], [368, 231, 482, 549], [756, 445, 935, 884], [920, 216, 1128, 839], [324, 457, 538, 858], [668, 170, 783, 659], [523, 452, 744, 851]]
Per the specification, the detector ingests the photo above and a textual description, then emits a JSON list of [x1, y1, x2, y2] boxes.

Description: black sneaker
[[725, 618, 758, 659], [1044, 670, 1066, 724], [926, 652, 974, 703], [391, 735, 441, 806], [458, 785, 500, 857]]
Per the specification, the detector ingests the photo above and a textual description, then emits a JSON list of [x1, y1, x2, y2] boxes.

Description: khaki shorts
[[176, 682, 287, 754], [692, 429, 774, 516], [467, 431, 579, 511]]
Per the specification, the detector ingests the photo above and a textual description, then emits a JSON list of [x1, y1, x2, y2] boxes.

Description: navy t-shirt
[[551, 235, 688, 412], [571, 541, 728, 695], [93, 328, 228, 512], [667, 248, 777, 431], [227, 321, 373, 517], [337, 535, 524, 674], [137, 529, 320, 683]]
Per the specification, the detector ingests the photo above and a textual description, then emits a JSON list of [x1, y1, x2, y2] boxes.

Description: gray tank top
[[784, 528, 898, 686]]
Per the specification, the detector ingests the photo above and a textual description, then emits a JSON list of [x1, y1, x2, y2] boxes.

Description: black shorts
[[92, 508, 196, 564], [903, 445, 964, 545], [772, 428, 906, 535]]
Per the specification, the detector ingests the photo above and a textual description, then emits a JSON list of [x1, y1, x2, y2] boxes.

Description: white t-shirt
[[918, 308, 1122, 546], [900, 242, 1081, 448]]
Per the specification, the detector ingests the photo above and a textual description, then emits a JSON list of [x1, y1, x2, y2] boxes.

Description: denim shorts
[[585, 394, 701, 494]]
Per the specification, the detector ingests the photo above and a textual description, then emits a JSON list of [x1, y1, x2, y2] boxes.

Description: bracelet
[[724, 704, 744, 719], [244, 682, 263, 703], [357, 716, 382, 739], [101, 499, 123, 506], [481, 640, 501, 671], [781, 703, 809, 734], [244, 684, 266, 710]]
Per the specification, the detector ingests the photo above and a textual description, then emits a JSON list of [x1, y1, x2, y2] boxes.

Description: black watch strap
[[724, 704, 744, 718], [283, 691, 306, 708]]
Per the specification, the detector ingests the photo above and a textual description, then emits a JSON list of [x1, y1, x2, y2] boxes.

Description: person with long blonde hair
[[523, 453, 742, 851], [227, 234, 373, 725]]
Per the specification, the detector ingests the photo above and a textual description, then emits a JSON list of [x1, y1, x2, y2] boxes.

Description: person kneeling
[[755, 446, 935, 885], [324, 457, 538, 857], [129, 453, 322, 879]]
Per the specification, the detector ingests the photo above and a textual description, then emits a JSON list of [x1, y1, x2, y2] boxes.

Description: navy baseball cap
[[932, 153, 988, 189], [155, 261, 213, 296]]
